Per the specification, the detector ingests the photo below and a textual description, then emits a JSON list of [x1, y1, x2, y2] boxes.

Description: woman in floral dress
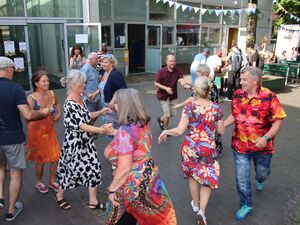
[[159, 77, 224, 225], [105, 88, 177, 225]]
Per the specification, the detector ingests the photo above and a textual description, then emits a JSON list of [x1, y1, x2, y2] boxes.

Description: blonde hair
[[114, 88, 150, 126], [60, 69, 86, 94], [102, 54, 118, 68], [194, 76, 212, 98], [196, 64, 210, 77]]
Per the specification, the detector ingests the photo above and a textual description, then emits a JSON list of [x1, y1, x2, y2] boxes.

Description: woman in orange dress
[[27, 70, 61, 194]]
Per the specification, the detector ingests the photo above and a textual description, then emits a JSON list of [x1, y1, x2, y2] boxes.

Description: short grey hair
[[240, 66, 262, 83], [114, 88, 150, 126], [196, 64, 210, 77], [88, 52, 98, 62], [60, 69, 86, 94], [194, 76, 212, 98], [0, 57, 14, 70]]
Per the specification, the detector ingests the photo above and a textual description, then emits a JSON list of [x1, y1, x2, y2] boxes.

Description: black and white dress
[[57, 100, 102, 189]]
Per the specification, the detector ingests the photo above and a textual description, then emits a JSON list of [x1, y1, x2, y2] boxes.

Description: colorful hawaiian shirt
[[231, 87, 287, 154]]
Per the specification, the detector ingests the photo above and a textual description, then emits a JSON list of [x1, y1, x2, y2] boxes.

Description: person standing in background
[[190, 48, 210, 85], [69, 44, 86, 70], [80, 52, 102, 120]]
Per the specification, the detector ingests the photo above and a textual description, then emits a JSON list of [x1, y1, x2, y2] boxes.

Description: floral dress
[[104, 124, 177, 225], [181, 102, 223, 188], [56, 100, 102, 189]]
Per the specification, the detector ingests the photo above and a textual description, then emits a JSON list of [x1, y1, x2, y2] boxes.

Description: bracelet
[[106, 188, 116, 194], [263, 135, 271, 142]]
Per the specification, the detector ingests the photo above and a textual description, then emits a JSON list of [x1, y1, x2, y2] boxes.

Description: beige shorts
[[160, 99, 178, 118]]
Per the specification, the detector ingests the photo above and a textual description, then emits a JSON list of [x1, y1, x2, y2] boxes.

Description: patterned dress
[[181, 102, 223, 188], [57, 100, 102, 189], [105, 124, 177, 225], [27, 91, 60, 163]]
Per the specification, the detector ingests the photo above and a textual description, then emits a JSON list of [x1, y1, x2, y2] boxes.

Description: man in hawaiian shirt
[[224, 66, 287, 221]]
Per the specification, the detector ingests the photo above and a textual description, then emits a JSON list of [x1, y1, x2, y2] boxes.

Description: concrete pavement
[[1, 74, 300, 225]]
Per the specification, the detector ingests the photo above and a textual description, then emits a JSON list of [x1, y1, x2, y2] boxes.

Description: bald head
[[165, 54, 176, 71]]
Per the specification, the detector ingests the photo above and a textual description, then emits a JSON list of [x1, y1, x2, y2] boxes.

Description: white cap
[[0, 57, 14, 69]]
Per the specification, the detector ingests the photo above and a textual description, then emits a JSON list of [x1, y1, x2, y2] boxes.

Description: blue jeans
[[233, 150, 272, 206]]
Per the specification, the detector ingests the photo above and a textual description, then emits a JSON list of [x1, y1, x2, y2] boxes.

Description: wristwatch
[[263, 135, 271, 142]]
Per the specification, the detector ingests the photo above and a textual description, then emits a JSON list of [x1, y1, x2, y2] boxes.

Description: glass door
[[0, 25, 31, 90], [28, 23, 65, 90], [64, 23, 101, 72], [145, 25, 162, 73]]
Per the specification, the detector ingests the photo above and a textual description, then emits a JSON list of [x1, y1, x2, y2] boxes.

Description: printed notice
[[75, 34, 88, 43], [4, 41, 15, 56], [19, 42, 27, 53], [14, 57, 25, 72]]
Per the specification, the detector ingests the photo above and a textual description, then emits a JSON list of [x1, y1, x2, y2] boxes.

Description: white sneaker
[[191, 200, 199, 213], [197, 210, 207, 225]]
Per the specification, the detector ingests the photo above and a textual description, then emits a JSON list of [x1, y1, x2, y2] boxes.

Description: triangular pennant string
[[168, 0, 175, 7], [181, 4, 188, 12], [175, 3, 181, 9], [194, 7, 200, 13], [200, 8, 207, 15], [188, 6, 193, 12]]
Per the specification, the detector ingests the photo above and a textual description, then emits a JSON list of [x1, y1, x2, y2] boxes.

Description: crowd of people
[[0, 40, 287, 225]]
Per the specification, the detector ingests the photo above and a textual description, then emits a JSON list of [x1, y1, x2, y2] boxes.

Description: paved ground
[[1, 74, 300, 225]]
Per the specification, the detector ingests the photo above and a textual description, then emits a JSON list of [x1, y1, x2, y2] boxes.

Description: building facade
[[0, 0, 273, 90]]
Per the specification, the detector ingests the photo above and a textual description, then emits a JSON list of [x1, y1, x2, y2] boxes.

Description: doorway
[[228, 28, 238, 51], [128, 24, 145, 73]]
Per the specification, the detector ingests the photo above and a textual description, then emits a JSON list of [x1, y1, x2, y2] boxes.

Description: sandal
[[157, 117, 164, 130], [55, 196, 71, 210], [88, 202, 106, 210]]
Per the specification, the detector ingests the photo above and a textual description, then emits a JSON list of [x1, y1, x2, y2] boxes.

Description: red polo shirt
[[231, 87, 287, 154], [155, 66, 183, 101]]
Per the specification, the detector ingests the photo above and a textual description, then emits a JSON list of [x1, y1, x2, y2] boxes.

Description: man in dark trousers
[[154, 54, 190, 130], [0, 57, 49, 221]]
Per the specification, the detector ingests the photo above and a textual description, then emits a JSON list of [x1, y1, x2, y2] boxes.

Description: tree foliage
[[273, 0, 300, 26]]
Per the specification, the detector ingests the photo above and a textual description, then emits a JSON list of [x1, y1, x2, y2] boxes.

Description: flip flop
[[157, 117, 164, 130], [88, 202, 106, 210]]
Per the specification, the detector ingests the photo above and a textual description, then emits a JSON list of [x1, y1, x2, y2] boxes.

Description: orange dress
[[27, 91, 60, 163]]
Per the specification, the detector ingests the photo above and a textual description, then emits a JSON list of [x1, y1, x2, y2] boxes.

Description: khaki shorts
[[0, 142, 27, 169], [160, 99, 178, 118]]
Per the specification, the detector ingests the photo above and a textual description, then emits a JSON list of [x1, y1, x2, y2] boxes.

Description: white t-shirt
[[206, 55, 222, 77]]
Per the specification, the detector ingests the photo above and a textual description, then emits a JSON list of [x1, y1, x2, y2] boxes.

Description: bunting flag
[[168, 0, 174, 7], [181, 4, 188, 12], [153, 0, 264, 18], [273, 0, 300, 22]]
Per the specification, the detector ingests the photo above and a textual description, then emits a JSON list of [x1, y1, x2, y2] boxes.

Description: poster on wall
[[14, 57, 25, 72], [4, 41, 15, 56], [19, 42, 27, 53], [75, 34, 88, 43]]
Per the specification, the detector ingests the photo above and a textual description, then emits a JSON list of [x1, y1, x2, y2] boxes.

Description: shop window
[[0, 0, 24, 17], [223, 7, 239, 25], [98, 0, 111, 20], [201, 26, 221, 47], [201, 5, 221, 24], [102, 26, 111, 47], [177, 1, 200, 24], [176, 25, 199, 46], [163, 27, 174, 45], [27, 0, 82, 18], [114, 0, 146, 21], [149, 0, 174, 22], [114, 23, 126, 48]]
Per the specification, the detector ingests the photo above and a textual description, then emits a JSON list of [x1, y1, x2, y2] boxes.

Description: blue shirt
[[0, 77, 28, 145], [80, 63, 100, 102]]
